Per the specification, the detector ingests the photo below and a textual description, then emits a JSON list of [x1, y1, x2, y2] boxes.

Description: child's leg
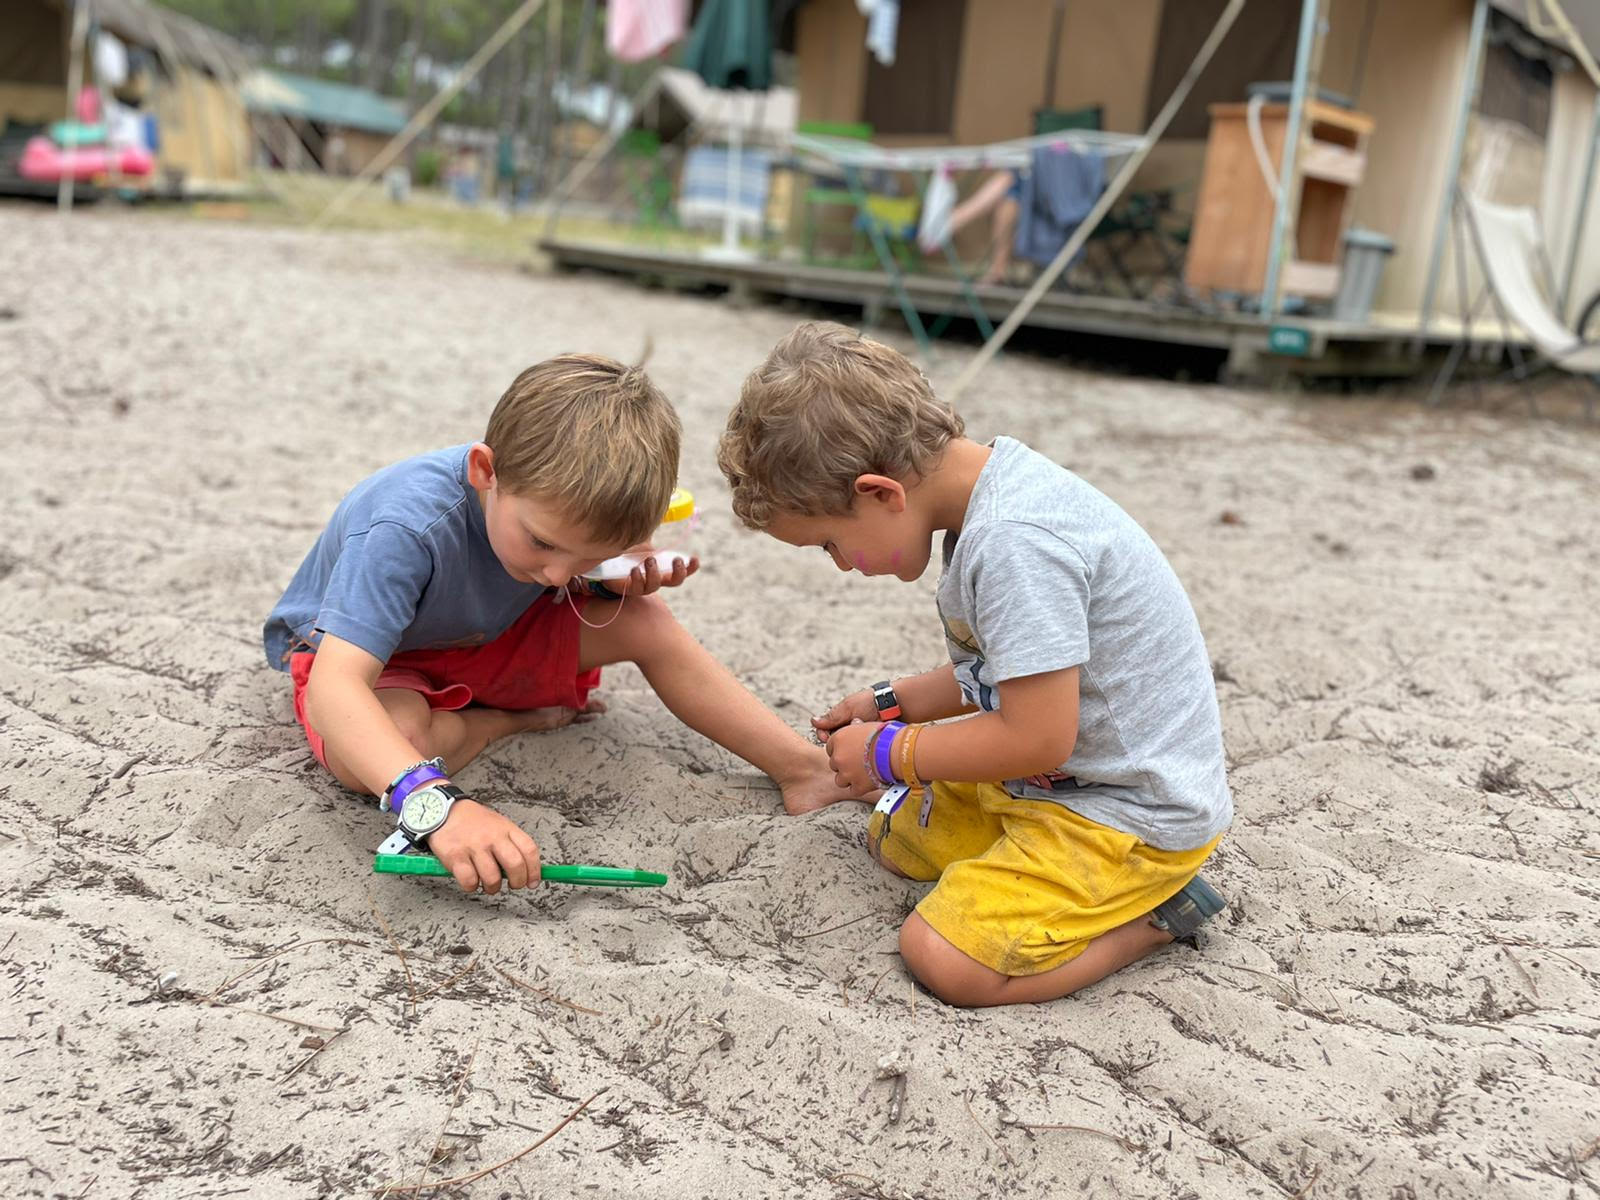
[[870, 781, 1220, 1008], [577, 594, 856, 813], [898, 911, 1172, 1008], [320, 687, 598, 795]]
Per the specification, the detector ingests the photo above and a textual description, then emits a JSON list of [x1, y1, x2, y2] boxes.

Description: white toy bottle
[[583, 487, 698, 583]]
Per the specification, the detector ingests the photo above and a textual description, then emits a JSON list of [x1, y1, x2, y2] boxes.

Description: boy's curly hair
[[718, 322, 964, 529], [486, 354, 680, 547]]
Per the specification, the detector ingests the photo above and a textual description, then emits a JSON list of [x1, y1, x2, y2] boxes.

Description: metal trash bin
[[1333, 228, 1395, 323]]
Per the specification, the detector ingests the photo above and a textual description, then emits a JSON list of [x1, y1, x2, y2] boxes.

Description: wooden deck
[[538, 236, 1488, 379]]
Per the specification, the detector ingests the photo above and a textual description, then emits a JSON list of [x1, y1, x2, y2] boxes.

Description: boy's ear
[[466, 442, 497, 491], [853, 474, 907, 513]]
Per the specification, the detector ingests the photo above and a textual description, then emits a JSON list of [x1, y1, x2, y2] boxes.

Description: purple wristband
[[389, 765, 448, 816], [863, 726, 887, 787], [874, 721, 906, 786]]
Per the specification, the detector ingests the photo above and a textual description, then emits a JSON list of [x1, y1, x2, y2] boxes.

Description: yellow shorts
[[869, 780, 1221, 978]]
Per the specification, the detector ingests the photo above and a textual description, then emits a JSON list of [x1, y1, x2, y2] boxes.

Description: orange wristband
[[900, 723, 925, 789]]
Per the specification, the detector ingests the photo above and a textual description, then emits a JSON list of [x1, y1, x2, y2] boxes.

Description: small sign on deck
[[1267, 324, 1312, 356]]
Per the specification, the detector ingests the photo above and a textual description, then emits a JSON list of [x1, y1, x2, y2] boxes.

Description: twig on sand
[[222, 1007, 344, 1034], [864, 965, 898, 1003], [375, 1088, 605, 1196], [417, 955, 480, 1003], [828, 1171, 899, 1198], [493, 963, 603, 1016], [795, 913, 876, 940], [1211, 960, 1335, 1019], [368, 892, 418, 1010], [280, 1026, 349, 1082], [411, 1040, 479, 1193], [1016, 1122, 1146, 1153], [1290, 1165, 1322, 1198], [963, 1093, 1014, 1166], [200, 937, 364, 1004]]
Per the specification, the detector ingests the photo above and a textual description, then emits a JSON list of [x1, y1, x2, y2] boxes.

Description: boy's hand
[[427, 798, 541, 895], [811, 690, 877, 743], [626, 551, 699, 596], [823, 719, 883, 793]]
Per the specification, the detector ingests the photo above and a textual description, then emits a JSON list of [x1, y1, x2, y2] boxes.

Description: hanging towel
[[856, 0, 900, 67], [917, 165, 957, 252], [608, 0, 688, 64], [1013, 144, 1104, 267], [678, 144, 773, 236]]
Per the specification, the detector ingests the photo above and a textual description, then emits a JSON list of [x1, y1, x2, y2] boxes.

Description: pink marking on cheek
[[852, 551, 869, 571], [891, 548, 903, 567]]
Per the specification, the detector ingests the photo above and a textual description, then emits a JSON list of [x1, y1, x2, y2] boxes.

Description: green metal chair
[[618, 129, 678, 236], [1029, 104, 1193, 300], [798, 120, 875, 264]]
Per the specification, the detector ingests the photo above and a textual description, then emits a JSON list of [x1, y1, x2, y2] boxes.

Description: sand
[[1, 202, 1597, 1199]]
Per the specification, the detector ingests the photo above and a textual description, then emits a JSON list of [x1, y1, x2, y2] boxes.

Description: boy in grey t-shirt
[[719, 322, 1231, 1009]]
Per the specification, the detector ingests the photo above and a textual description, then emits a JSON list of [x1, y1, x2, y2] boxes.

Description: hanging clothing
[[607, 0, 688, 64], [1013, 144, 1104, 267], [94, 32, 129, 88], [917, 164, 957, 252], [856, 0, 900, 67]]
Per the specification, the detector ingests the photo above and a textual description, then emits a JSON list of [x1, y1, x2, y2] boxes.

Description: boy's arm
[[305, 635, 540, 892], [303, 636, 435, 795], [812, 664, 975, 741], [825, 667, 1079, 787]]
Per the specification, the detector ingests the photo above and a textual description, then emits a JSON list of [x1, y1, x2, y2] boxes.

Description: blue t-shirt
[[263, 445, 549, 670]]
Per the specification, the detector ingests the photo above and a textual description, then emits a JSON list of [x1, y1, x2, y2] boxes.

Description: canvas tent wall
[[789, 0, 1600, 327], [0, 0, 251, 194]]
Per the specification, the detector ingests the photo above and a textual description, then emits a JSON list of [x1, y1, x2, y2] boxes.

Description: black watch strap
[[870, 680, 902, 721]]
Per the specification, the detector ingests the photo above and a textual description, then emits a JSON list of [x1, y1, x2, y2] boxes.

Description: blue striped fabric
[[678, 145, 773, 235]]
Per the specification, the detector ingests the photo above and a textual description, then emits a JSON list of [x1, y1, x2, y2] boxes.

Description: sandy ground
[[1, 202, 1597, 1200]]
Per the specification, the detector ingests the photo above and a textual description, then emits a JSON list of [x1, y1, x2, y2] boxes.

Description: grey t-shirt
[[936, 437, 1231, 850]]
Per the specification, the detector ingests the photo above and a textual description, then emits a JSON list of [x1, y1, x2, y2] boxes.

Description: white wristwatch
[[396, 782, 466, 846]]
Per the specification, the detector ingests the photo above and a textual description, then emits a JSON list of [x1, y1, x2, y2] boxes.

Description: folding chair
[[1430, 189, 1600, 418], [1029, 105, 1193, 300], [840, 164, 996, 352]]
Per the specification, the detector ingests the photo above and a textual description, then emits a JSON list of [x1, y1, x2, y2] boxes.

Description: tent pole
[[311, 0, 549, 228], [59, 0, 89, 214], [946, 0, 1245, 403], [1042, 0, 1066, 112], [1559, 91, 1600, 318], [1418, 0, 1489, 338], [1261, 0, 1326, 317], [541, 69, 665, 238]]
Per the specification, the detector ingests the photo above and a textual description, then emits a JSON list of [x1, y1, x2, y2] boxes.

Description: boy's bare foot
[[777, 754, 874, 815], [467, 698, 607, 749]]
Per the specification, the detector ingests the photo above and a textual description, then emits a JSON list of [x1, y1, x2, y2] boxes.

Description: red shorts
[[289, 590, 600, 768]]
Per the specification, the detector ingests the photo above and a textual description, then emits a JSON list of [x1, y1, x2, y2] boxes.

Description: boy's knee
[[378, 690, 436, 753], [898, 914, 1001, 1008], [607, 593, 678, 652]]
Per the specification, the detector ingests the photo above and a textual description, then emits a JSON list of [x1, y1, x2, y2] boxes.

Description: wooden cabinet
[[1184, 100, 1375, 300]]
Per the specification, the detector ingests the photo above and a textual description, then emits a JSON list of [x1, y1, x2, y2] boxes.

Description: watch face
[[404, 787, 449, 834]]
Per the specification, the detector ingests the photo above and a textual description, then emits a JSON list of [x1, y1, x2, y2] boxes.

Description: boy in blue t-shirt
[[266, 354, 851, 893]]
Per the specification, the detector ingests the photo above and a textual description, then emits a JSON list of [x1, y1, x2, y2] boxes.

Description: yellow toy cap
[[663, 487, 695, 524]]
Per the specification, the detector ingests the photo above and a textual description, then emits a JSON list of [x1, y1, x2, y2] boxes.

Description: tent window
[[1479, 38, 1553, 140], [1144, 0, 1298, 139], [861, 0, 965, 136]]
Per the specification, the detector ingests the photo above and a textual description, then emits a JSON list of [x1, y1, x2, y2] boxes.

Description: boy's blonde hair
[[485, 354, 680, 547], [718, 322, 964, 529]]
